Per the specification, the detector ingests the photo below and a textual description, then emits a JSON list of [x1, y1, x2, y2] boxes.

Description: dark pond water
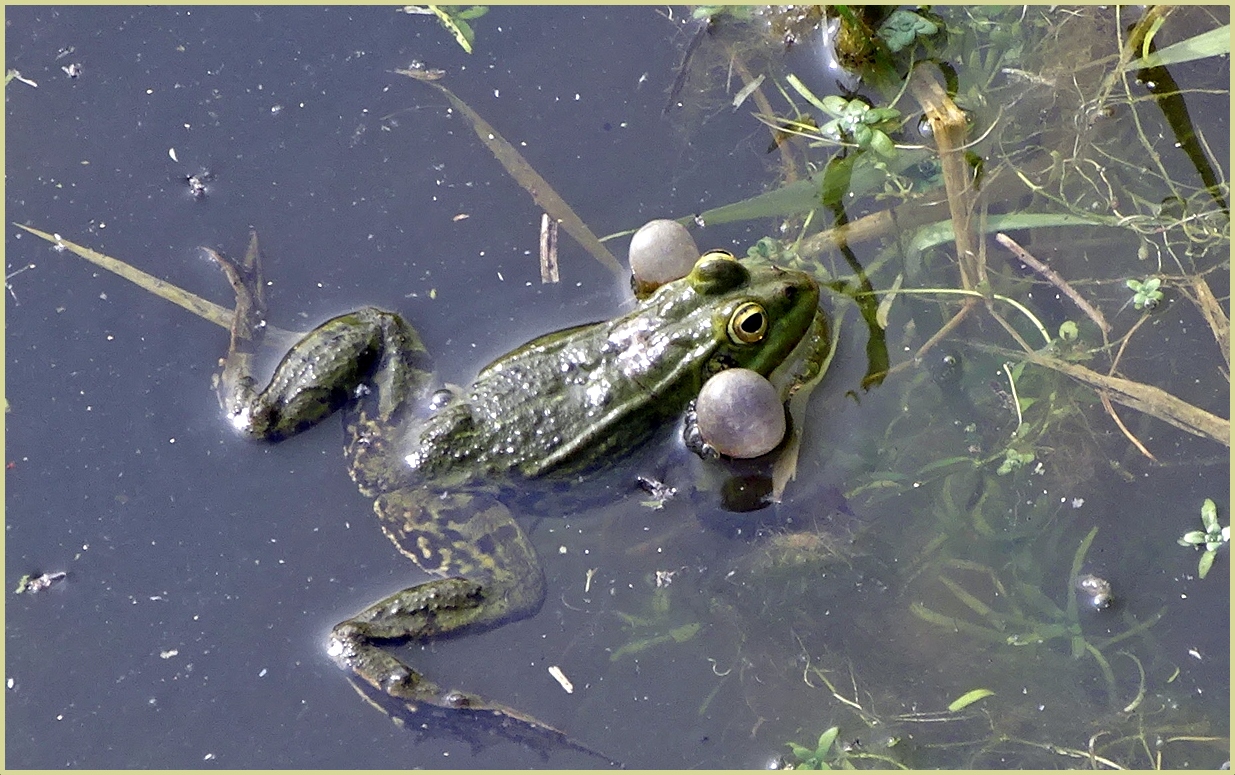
[[6, 5, 1229, 769]]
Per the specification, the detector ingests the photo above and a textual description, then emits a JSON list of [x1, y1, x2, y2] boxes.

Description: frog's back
[[402, 308, 716, 482]]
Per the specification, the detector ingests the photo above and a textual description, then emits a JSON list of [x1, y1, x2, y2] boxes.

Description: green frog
[[207, 233, 828, 739]]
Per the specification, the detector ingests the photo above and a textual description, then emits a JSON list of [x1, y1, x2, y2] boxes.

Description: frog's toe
[[326, 624, 357, 661], [380, 665, 421, 698], [441, 689, 479, 709], [222, 401, 256, 436]]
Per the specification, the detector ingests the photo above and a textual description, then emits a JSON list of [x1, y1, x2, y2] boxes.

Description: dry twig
[[1098, 391, 1157, 461], [1022, 351, 1229, 447], [994, 232, 1111, 338]]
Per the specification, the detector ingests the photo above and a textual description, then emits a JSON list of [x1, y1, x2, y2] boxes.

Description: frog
[[206, 232, 829, 742]]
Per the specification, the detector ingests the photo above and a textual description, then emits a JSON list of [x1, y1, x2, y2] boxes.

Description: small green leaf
[[843, 100, 869, 120], [821, 95, 850, 119], [455, 5, 488, 21], [430, 5, 477, 53], [869, 129, 896, 158], [668, 622, 701, 643], [865, 107, 901, 125], [1198, 549, 1216, 578], [1201, 498, 1218, 530], [1180, 530, 1206, 546], [1058, 320, 1079, 341], [819, 153, 856, 207], [1070, 634, 1086, 660], [816, 726, 840, 755], [650, 586, 670, 613], [947, 688, 995, 711], [789, 742, 814, 760]]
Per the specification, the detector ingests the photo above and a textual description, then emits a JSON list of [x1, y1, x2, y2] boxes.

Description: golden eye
[[699, 249, 736, 263], [728, 301, 767, 344]]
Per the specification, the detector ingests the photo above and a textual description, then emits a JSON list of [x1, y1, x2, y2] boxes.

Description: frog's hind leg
[[328, 489, 548, 716], [334, 491, 612, 762], [207, 233, 430, 447]]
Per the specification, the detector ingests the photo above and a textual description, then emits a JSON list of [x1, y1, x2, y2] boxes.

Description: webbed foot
[[205, 232, 428, 442], [204, 231, 268, 431]]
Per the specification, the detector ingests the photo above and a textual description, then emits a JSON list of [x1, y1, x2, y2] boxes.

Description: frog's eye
[[728, 301, 768, 344]]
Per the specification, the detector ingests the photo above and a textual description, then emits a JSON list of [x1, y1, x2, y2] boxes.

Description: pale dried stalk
[[539, 213, 559, 284], [1098, 390, 1157, 461], [994, 233, 1111, 337], [907, 64, 982, 291], [1183, 276, 1231, 372], [398, 68, 623, 276], [1022, 351, 1230, 447]]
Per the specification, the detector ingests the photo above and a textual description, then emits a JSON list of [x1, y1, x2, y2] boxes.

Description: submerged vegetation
[[650, 4, 1228, 768]]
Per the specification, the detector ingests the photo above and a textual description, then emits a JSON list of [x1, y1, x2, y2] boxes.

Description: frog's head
[[686, 250, 821, 378]]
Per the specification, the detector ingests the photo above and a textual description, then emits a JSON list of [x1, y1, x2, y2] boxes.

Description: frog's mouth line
[[767, 308, 830, 396]]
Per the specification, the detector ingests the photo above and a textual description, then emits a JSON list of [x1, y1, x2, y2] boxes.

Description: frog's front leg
[[329, 488, 547, 713], [207, 234, 429, 442]]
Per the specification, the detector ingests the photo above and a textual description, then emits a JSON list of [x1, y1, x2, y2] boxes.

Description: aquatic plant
[[1178, 498, 1229, 579], [1125, 276, 1165, 311]]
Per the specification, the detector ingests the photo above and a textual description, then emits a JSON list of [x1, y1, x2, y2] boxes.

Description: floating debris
[[185, 170, 213, 199], [547, 665, 573, 694], [636, 475, 676, 510], [14, 571, 67, 595], [1075, 573, 1114, 610], [539, 213, 559, 284]]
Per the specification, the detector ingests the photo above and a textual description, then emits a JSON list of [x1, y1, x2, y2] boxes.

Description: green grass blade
[[1125, 24, 1230, 70], [14, 224, 233, 329], [947, 688, 995, 711], [1066, 527, 1099, 623], [397, 69, 623, 275]]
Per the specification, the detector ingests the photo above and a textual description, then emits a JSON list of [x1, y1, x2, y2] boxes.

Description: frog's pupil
[[742, 312, 764, 333]]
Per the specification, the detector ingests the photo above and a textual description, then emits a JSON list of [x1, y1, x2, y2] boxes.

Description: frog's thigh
[[375, 490, 547, 622]]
